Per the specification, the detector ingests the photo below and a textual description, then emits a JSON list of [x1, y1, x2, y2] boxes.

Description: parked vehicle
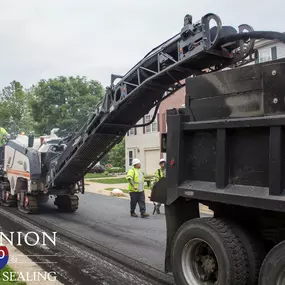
[[88, 164, 105, 174]]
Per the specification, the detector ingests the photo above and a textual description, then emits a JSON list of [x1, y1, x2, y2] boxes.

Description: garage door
[[145, 149, 160, 175]]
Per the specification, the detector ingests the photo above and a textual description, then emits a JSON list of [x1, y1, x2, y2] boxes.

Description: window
[[259, 46, 277, 63], [128, 150, 133, 166], [127, 127, 136, 136], [145, 115, 151, 133], [152, 120, 158, 132], [144, 114, 158, 133], [259, 49, 271, 63]]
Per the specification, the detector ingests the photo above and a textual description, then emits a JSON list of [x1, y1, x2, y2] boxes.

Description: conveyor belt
[[45, 13, 285, 189]]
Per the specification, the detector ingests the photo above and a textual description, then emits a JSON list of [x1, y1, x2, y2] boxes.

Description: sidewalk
[[2, 239, 62, 285], [84, 182, 213, 215]]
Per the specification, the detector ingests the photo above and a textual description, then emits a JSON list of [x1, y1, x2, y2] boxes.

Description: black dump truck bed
[[153, 58, 285, 213]]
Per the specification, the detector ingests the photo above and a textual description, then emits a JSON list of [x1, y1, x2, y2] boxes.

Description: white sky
[[0, 0, 283, 89]]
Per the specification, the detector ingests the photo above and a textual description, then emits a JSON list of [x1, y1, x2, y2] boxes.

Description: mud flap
[[164, 198, 200, 273], [150, 177, 167, 204]]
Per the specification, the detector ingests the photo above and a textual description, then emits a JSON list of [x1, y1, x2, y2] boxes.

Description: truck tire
[[171, 218, 249, 285], [259, 240, 285, 285], [229, 222, 265, 285]]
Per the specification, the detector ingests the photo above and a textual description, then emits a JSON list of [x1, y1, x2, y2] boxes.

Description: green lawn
[[85, 173, 110, 179], [87, 177, 126, 184], [0, 265, 26, 285]]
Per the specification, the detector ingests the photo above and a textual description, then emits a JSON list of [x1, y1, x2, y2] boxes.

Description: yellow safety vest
[[154, 168, 165, 183], [0, 128, 8, 147], [126, 167, 144, 192]]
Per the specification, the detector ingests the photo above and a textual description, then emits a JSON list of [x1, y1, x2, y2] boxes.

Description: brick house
[[158, 82, 186, 160], [125, 85, 185, 175]]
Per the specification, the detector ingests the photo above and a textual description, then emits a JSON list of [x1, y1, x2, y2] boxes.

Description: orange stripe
[[7, 169, 30, 178]]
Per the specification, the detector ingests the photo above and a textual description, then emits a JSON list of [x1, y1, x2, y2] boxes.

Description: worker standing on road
[[126, 158, 149, 218], [153, 158, 166, 214], [0, 127, 8, 165]]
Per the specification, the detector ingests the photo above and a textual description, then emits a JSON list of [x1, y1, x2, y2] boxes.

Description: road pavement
[[29, 192, 167, 270], [23, 192, 210, 272]]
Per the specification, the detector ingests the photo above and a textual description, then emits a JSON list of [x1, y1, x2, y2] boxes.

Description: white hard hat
[[132, 158, 141, 166], [159, 158, 166, 163]]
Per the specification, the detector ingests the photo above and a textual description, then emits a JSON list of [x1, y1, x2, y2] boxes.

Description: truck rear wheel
[[230, 224, 265, 285], [259, 240, 285, 285], [171, 218, 249, 285]]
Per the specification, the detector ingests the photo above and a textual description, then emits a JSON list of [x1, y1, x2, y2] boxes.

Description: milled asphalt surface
[[29, 192, 167, 270], [23, 192, 211, 272], [0, 191, 212, 284]]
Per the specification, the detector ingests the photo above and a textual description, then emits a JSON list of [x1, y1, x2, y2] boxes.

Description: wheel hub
[[202, 255, 216, 274], [181, 238, 219, 284]]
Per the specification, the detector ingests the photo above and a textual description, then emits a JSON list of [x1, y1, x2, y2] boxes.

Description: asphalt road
[[0, 192, 211, 284], [24, 192, 211, 272], [29, 192, 168, 271]]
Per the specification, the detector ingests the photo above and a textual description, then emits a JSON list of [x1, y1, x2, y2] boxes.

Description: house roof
[[254, 32, 285, 49]]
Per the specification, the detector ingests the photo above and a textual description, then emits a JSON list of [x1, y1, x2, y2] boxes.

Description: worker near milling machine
[[126, 158, 149, 218], [0, 127, 9, 165]]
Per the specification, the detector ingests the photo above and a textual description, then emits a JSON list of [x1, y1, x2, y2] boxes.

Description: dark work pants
[[130, 191, 146, 214]]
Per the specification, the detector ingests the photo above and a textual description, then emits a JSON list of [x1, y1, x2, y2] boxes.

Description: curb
[[84, 184, 213, 216]]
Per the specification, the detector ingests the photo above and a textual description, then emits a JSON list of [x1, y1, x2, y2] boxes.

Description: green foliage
[[85, 173, 111, 179], [29, 76, 104, 135], [89, 177, 126, 184], [0, 265, 26, 284], [0, 81, 33, 134], [0, 77, 126, 173], [107, 139, 125, 168], [107, 167, 125, 174], [0, 77, 125, 172]]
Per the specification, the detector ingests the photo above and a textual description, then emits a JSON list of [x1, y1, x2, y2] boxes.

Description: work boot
[[141, 213, 149, 218], [130, 212, 138, 217]]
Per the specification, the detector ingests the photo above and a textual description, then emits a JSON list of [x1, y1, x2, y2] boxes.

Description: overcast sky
[[0, 0, 283, 89]]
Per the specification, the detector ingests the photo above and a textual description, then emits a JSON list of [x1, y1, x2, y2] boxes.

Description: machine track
[[54, 195, 79, 212], [17, 194, 38, 214], [0, 191, 16, 207]]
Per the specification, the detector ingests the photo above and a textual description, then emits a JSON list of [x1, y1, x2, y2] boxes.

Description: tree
[[0, 81, 33, 134], [29, 76, 104, 135], [107, 138, 125, 168]]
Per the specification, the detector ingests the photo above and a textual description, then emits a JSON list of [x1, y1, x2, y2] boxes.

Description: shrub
[[108, 167, 125, 174], [105, 164, 113, 169]]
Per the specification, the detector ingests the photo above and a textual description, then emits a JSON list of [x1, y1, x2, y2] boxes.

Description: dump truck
[[151, 58, 285, 284], [1, 12, 285, 284]]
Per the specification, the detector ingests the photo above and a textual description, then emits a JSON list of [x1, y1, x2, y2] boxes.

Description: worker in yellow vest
[[153, 158, 166, 214], [0, 127, 8, 165], [0, 127, 8, 147], [126, 158, 149, 218]]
